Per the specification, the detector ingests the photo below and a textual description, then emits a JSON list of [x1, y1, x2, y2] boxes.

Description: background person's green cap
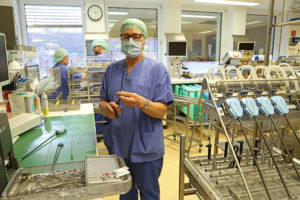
[[53, 48, 68, 64], [92, 39, 108, 51], [120, 18, 148, 39]]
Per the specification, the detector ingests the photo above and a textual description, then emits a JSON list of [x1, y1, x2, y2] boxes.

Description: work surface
[[13, 113, 97, 168]]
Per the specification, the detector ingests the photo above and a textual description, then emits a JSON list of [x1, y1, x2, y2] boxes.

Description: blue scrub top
[[95, 52, 114, 62], [54, 63, 82, 99], [100, 57, 174, 163]]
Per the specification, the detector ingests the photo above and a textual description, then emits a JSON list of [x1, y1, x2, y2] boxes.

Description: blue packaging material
[[255, 97, 275, 116]]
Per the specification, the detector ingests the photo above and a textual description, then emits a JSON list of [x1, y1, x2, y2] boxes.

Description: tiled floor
[[98, 125, 234, 200]]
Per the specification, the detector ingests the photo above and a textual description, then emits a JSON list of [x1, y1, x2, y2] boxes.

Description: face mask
[[121, 38, 143, 58]]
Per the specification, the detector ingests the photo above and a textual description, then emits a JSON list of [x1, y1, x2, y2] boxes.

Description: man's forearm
[[99, 100, 108, 116], [140, 100, 167, 119]]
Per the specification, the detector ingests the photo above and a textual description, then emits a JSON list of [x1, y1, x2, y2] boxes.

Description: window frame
[[18, 0, 85, 46], [181, 10, 222, 63], [107, 7, 159, 61], [245, 13, 276, 58], [106, 2, 162, 62]]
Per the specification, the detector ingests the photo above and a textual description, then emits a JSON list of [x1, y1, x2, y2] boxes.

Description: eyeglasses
[[120, 34, 143, 41]]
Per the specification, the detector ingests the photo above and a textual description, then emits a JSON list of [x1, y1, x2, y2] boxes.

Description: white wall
[[0, 0, 13, 6]]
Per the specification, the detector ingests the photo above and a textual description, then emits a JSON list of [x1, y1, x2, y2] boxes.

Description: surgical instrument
[[114, 70, 125, 122], [224, 97, 272, 199], [71, 136, 74, 160], [19, 129, 67, 162], [241, 97, 292, 198], [52, 143, 64, 171], [270, 96, 300, 144], [256, 96, 299, 177]]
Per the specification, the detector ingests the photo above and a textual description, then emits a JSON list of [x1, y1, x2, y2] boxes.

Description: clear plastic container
[[9, 92, 35, 113]]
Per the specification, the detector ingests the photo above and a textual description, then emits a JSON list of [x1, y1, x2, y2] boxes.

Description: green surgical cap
[[53, 48, 68, 64], [120, 18, 148, 39], [92, 39, 108, 51]]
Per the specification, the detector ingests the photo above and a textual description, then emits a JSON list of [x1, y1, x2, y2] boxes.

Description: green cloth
[[92, 39, 108, 50], [53, 48, 68, 64], [120, 18, 148, 39], [14, 114, 97, 168]]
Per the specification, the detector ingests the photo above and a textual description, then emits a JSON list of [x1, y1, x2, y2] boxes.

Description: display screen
[[85, 40, 94, 57], [168, 42, 187, 56], [0, 35, 9, 83], [238, 42, 255, 51]]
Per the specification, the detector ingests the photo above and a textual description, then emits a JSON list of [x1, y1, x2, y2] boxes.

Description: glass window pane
[[246, 14, 276, 58], [181, 10, 222, 74], [108, 7, 158, 61], [25, 5, 84, 71]]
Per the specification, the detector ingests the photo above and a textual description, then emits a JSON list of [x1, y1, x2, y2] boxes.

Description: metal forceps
[[113, 70, 125, 122]]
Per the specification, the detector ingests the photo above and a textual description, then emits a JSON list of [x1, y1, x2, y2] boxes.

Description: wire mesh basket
[[68, 63, 110, 103], [35, 67, 61, 96]]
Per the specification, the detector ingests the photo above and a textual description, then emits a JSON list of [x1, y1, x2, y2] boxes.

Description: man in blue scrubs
[[92, 39, 113, 62], [99, 18, 173, 200], [53, 48, 85, 99]]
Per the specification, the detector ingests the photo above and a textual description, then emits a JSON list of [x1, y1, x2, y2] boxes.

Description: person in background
[[53, 48, 86, 99], [92, 39, 114, 62], [99, 18, 174, 200], [92, 39, 113, 141]]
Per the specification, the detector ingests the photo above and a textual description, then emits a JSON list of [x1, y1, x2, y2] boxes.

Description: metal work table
[[13, 107, 98, 168], [2, 104, 110, 200]]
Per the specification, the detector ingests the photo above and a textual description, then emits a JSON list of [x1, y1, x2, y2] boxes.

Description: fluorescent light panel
[[246, 21, 263, 25], [193, 0, 260, 6], [182, 14, 216, 19], [197, 30, 213, 34], [108, 12, 128, 15], [182, 21, 193, 24], [108, 19, 119, 23]]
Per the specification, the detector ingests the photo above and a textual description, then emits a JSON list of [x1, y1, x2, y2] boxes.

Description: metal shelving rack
[[68, 63, 110, 103], [265, 0, 300, 65], [179, 77, 300, 200]]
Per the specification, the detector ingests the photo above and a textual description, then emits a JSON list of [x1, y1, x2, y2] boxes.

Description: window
[[181, 11, 222, 74], [25, 5, 84, 70], [246, 14, 276, 57], [108, 7, 158, 61]]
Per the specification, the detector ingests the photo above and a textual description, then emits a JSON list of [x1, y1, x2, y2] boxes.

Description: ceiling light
[[246, 21, 263, 25], [32, 39, 43, 42], [193, 0, 260, 6], [182, 21, 193, 24], [182, 14, 216, 19], [108, 19, 119, 23], [108, 12, 128, 15], [197, 30, 213, 34]]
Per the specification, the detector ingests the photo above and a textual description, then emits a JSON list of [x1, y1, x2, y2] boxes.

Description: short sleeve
[[100, 67, 110, 102], [153, 63, 174, 105]]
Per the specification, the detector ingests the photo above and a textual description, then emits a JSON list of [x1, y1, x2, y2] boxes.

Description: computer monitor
[[167, 41, 187, 57], [85, 40, 95, 57], [237, 41, 255, 51], [0, 33, 9, 86]]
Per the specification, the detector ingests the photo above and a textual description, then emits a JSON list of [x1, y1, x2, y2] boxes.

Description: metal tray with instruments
[[1, 156, 131, 200]]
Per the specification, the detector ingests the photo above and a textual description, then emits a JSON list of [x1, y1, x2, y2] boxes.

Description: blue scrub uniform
[[100, 57, 173, 200], [95, 52, 114, 62], [54, 63, 82, 100], [94, 51, 114, 137]]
